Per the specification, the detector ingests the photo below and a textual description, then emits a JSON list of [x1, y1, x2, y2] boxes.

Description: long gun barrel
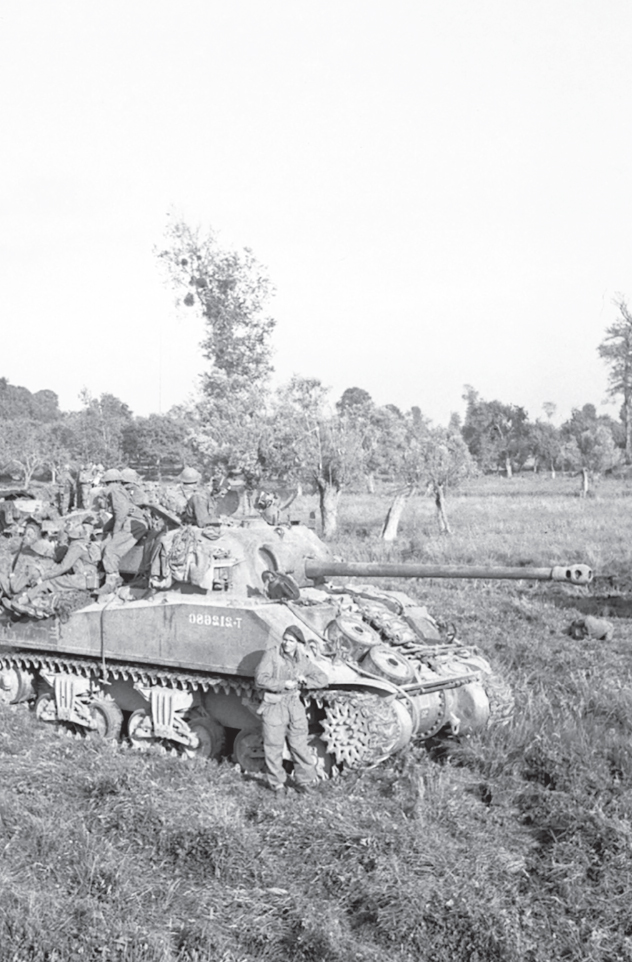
[[303, 561, 593, 585]]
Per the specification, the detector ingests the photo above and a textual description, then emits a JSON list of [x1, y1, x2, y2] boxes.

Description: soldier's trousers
[[102, 520, 147, 575], [260, 693, 317, 789]]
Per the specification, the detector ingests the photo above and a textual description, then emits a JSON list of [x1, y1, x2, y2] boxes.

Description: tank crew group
[[0, 465, 224, 619]]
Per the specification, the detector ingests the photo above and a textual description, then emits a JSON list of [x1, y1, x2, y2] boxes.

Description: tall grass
[[2, 475, 632, 960]]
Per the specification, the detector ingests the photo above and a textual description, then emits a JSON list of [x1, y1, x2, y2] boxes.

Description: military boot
[[95, 574, 123, 596]]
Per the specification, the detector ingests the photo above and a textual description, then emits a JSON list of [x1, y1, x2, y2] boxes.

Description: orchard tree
[[561, 420, 622, 496], [121, 413, 191, 477], [529, 420, 562, 477], [0, 419, 55, 485], [461, 386, 530, 476], [598, 295, 632, 460], [188, 373, 272, 508], [382, 420, 476, 541], [66, 391, 134, 466], [269, 376, 366, 538]]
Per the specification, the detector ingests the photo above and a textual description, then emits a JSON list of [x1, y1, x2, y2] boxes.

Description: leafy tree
[[66, 391, 134, 466], [336, 387, 373, 416], [158, 217, 278, 492], [561, 423, 622, 496], [461, 386, 530, 476], [121, 413, 191, 477], [187, 374, 272, 501], [529, 420, 563, 477], [158, 217, 276, 387], [0, 379, 60, 422], [382, 420, 476, 541], [0, 419, 58, 485], [598, 295, 632, 460], [268, 376, 366, 538]]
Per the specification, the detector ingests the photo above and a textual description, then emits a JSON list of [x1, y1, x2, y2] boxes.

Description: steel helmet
[[102, 468, 122, 483], [178, 467, 201, 484], [120, 468, 140, 484]]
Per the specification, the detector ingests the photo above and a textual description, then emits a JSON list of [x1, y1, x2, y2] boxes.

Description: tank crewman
[[178, 467, 219, 528], [98, 468, 149, 594], [11, 521, 100, 617], [254, 625, 328, 795]]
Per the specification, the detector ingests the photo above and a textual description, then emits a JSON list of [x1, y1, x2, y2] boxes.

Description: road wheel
[[89, 696, 124, 740], [183, 716, 226, 760], [0, 667, 34, 704], [127, 709, 156, 751], [34, 691, 58, 727], [308, 734, 333, 780], [233, 728, 266, 774]]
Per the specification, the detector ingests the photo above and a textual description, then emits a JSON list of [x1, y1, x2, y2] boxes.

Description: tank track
[[0, 650, 254, 699], [0, 648, 402, 771]]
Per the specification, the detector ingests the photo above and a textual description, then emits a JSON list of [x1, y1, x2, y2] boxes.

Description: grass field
[[2, 475, 632, 961]]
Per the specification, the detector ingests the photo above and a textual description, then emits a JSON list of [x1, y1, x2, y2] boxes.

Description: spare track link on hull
[[314, 691, 404, 769]]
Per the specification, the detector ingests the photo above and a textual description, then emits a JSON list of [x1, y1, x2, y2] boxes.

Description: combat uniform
[[57, 467, 75, 516], [101, 481, 148, 583], [255, 642, 328, 791], [182, 486, 218, 527]]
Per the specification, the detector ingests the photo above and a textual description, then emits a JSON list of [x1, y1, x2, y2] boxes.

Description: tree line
[[3, 219, 631, 538]]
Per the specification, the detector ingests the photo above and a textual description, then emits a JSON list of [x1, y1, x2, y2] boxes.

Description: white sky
[[1, 0, 631, 425]]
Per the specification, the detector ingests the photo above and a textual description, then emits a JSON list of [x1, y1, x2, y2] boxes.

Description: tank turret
[[0, 515, 591, 776]]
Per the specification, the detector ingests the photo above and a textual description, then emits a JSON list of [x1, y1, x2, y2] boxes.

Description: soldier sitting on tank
[[178, 467, 220, 529], [254, 625, 328, 795], [11, 521, 100, 618], [98, 468, 149, 594]]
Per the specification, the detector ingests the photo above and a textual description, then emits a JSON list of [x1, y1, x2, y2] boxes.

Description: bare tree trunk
[[236, 487, 253, 516], [580, 467, 589, 498], [318, 480, 341, 539], [381, 487, 413, 542], [365, 472, 376, 494], [550, 462, 556, 479], [504, 457, 512, 479], [434, 483, 451, 534]]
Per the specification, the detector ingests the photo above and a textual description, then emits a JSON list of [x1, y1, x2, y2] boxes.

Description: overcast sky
[[1, 1, 631, 426]]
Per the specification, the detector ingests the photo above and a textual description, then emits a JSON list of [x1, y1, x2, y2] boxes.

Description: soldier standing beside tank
[[98, 468, 148, 594], [254, 626, 328, 795], [178, 467, 218, 528]]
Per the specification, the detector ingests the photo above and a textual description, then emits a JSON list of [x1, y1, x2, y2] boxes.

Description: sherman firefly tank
[[0, 516, 593, 774]]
